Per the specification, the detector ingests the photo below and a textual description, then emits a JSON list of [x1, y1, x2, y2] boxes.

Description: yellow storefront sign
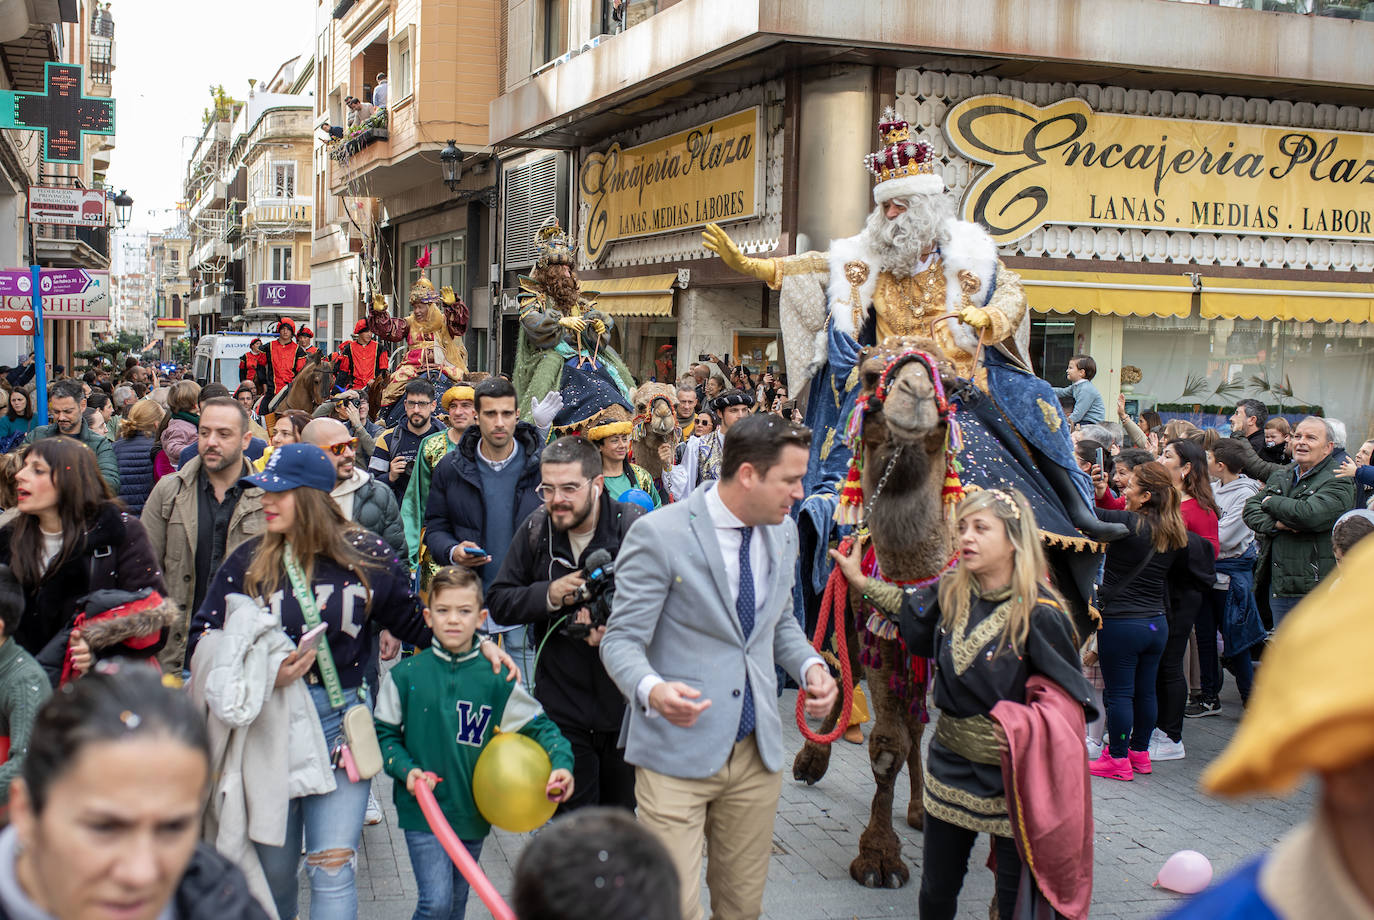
[[580, 107, 762, 263], [945, 95, 1374, 246]]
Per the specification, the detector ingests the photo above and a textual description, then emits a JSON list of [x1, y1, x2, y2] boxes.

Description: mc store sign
[[945, 95, 1374, 246]]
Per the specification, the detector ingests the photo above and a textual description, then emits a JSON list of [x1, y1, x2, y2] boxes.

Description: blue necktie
[[735, 526, 756, 741]]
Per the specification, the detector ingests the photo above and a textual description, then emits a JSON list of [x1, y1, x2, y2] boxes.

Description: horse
[[268, 352, 338, 416]]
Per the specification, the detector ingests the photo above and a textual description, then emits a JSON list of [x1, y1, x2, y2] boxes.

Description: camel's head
[[632, 382, 678, 437], [857, 336, 956, 444]]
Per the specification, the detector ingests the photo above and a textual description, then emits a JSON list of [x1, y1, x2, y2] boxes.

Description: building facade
[[490, 0, 1374, 436], [316, 0, 501, 369]]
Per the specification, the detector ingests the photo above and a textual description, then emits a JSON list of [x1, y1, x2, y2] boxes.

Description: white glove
[[530, 391, 564, 429]]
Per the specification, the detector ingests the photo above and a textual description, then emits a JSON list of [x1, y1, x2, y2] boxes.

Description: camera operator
[[487, 436, 645, 812]]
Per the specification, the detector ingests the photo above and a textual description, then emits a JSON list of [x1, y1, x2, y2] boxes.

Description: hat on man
[[298, 326, 314, 339], [353, 318, 370, 335], [441, 385, 475, 410], [1203, 536, 1374, 797], [658, 344, 674, 353], [274, 317, 296, 333], [709, 388, 755, 413], [239, 443, 336, 493], [865, 106, 943, 205]]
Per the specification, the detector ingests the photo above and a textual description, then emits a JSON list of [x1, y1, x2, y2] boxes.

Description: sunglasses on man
[[326, 438, 359, 455]]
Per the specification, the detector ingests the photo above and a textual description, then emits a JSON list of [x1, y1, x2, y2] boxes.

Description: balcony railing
[[89, 37, 113, 87], [1162, 0, 1374, 17], [243, 196, 311, 232], [327, 111, 389, 162]]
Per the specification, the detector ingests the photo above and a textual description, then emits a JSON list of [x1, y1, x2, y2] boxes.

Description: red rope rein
[[795, 537, 856, 745]]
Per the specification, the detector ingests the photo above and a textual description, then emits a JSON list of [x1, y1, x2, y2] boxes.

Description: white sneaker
[[1085, 737, 1103, 760], [364, 791, 383, 826], [1151, 734, 1186, 761]]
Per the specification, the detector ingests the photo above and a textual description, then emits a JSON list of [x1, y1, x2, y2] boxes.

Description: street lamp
[[440, 140, 464, 192], [112, 189, 133, 229]]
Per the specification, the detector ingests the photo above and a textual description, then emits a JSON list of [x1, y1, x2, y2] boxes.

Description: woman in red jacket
[[1152, 438, 1220, 762]]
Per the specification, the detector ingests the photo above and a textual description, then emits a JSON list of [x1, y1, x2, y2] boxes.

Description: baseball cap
[[240, 443, 336, 493]]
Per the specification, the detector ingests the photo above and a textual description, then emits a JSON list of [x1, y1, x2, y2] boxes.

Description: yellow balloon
[[472, 732, 557, 833]]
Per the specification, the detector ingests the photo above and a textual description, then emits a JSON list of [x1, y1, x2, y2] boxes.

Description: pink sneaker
[[1128, 749, 1152, 774], [1089, 752, 1133, 781]]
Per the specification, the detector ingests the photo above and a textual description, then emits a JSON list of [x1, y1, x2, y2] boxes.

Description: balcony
[[33, 223, 109, 270], [191, 239, 231, 268], [242, 196, 311, 233], [327, 111, 389, 164], [188, 180, 227, 223], [88, 36, 113, 96]]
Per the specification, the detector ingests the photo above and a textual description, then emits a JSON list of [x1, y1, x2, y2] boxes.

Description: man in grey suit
[[601, 414, 839, 920]]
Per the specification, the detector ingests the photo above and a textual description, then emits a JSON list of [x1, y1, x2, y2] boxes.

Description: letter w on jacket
[[599, 482, 817, 779]]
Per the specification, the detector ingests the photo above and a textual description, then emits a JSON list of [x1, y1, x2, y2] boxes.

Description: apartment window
[[405, 234, 466, 301], [272, 162, 296, 198], [270, 245, 293, 281], [541, 0, 568, 64], [388, 27, 414, 102]]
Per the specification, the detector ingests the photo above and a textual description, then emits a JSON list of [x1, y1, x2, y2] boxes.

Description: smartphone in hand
[[298, 622, 328, 654]]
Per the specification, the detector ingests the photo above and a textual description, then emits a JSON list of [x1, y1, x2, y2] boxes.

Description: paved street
[[341, 678, 1310, 920]]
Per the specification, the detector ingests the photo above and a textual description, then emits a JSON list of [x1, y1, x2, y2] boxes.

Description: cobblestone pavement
[[345, 680, 1309, 920]]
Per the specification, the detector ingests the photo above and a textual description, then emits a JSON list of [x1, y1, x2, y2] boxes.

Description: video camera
[[560, 548, 616, 639]]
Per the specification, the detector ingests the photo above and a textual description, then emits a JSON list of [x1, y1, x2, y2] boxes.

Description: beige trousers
[[635, 737, 782, 920]]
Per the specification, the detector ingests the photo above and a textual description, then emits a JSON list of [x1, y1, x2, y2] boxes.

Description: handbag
[[283, 544, 382, 781]]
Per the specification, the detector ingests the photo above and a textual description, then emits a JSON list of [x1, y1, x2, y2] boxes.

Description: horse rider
[[239, 337, 267, 388], [297, 325, 320, 358], [254, 318, 308, 416], [335, 318, 389, 394]]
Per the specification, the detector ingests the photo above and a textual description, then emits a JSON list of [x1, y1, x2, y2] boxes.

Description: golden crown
[[864, 106, 937, 184], [535, 216, 577, 269]]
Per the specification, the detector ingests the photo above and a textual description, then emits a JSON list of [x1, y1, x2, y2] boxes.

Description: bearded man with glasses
[[488, 435, 645, 813]]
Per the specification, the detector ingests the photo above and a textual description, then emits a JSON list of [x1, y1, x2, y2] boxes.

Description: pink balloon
[[1153, 850, 1213, 894]]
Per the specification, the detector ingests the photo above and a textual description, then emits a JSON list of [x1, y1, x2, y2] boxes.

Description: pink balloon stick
[[415, 775, 517, 920]]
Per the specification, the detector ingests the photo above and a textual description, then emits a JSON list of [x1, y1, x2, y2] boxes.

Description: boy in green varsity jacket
[[375, 565, 573, 920]]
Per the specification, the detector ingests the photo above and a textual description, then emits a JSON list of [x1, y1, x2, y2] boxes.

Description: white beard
[[861, 194, 955, 277]]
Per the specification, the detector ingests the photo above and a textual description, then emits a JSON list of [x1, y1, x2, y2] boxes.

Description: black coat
[[113, 433, 158, 514], [487, 488, 645, 732], [423, 422, 543, 567], [0, 503, 167, 681]]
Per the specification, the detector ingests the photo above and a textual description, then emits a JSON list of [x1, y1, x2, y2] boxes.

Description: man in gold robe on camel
[[368, 248, 469, 424]]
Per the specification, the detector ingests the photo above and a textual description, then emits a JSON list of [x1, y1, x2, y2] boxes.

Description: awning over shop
[[1018, 269, 1194, 319], [1199, 277, 1374, 324], [587, 273, 677, 317]]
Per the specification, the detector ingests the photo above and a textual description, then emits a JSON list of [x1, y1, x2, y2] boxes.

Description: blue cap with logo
[[240, 443, 337, 493]]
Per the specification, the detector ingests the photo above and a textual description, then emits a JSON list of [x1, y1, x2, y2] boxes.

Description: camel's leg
[[849, 640, 911, 889], [904, 701, 927, 830]]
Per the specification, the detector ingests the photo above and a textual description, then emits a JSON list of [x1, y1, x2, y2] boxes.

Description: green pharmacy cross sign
[[0, 63, 114, 163]]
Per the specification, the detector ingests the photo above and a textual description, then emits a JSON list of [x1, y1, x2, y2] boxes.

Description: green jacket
[[25, 421, 120, 492], [1242, 453, 1353, 597], [375, 640, 573, 840]]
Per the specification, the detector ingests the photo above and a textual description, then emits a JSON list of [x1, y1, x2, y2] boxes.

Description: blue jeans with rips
[[404, 830, 485, 920], [255, 683, 372, 920]]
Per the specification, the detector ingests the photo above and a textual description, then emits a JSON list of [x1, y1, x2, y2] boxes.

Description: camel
[[630, 381, 678, 479], [792, 335, 959, 890]]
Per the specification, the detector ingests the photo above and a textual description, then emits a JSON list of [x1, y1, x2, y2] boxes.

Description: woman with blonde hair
[[831, 488, 1097, 920], [113, 399, 164, 514]]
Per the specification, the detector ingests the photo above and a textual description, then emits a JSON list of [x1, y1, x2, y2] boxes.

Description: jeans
[[918, 813, 1021, 920], [1098, 615, 1168, 759], [498, 625, 534, 693], [255, 683, 372, 920], [404, 830, 484, 920], [558, 724, 636, 814], [1270, 592, 1303, 627], [1156, 590, 1200, 743], [1197, 589, 1225, 700]]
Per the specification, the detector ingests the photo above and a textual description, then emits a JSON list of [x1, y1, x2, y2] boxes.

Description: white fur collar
[[824, 219, 999, 341]]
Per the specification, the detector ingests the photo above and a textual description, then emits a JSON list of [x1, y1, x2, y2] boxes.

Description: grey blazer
[[600, 483, 816, 778]]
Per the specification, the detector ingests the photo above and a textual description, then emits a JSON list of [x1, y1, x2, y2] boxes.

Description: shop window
[[1120, 316, 1374, 438], [334, 303, 344, 353], [405, 234, 466, 301], [1029, 313, 1075, 388]]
